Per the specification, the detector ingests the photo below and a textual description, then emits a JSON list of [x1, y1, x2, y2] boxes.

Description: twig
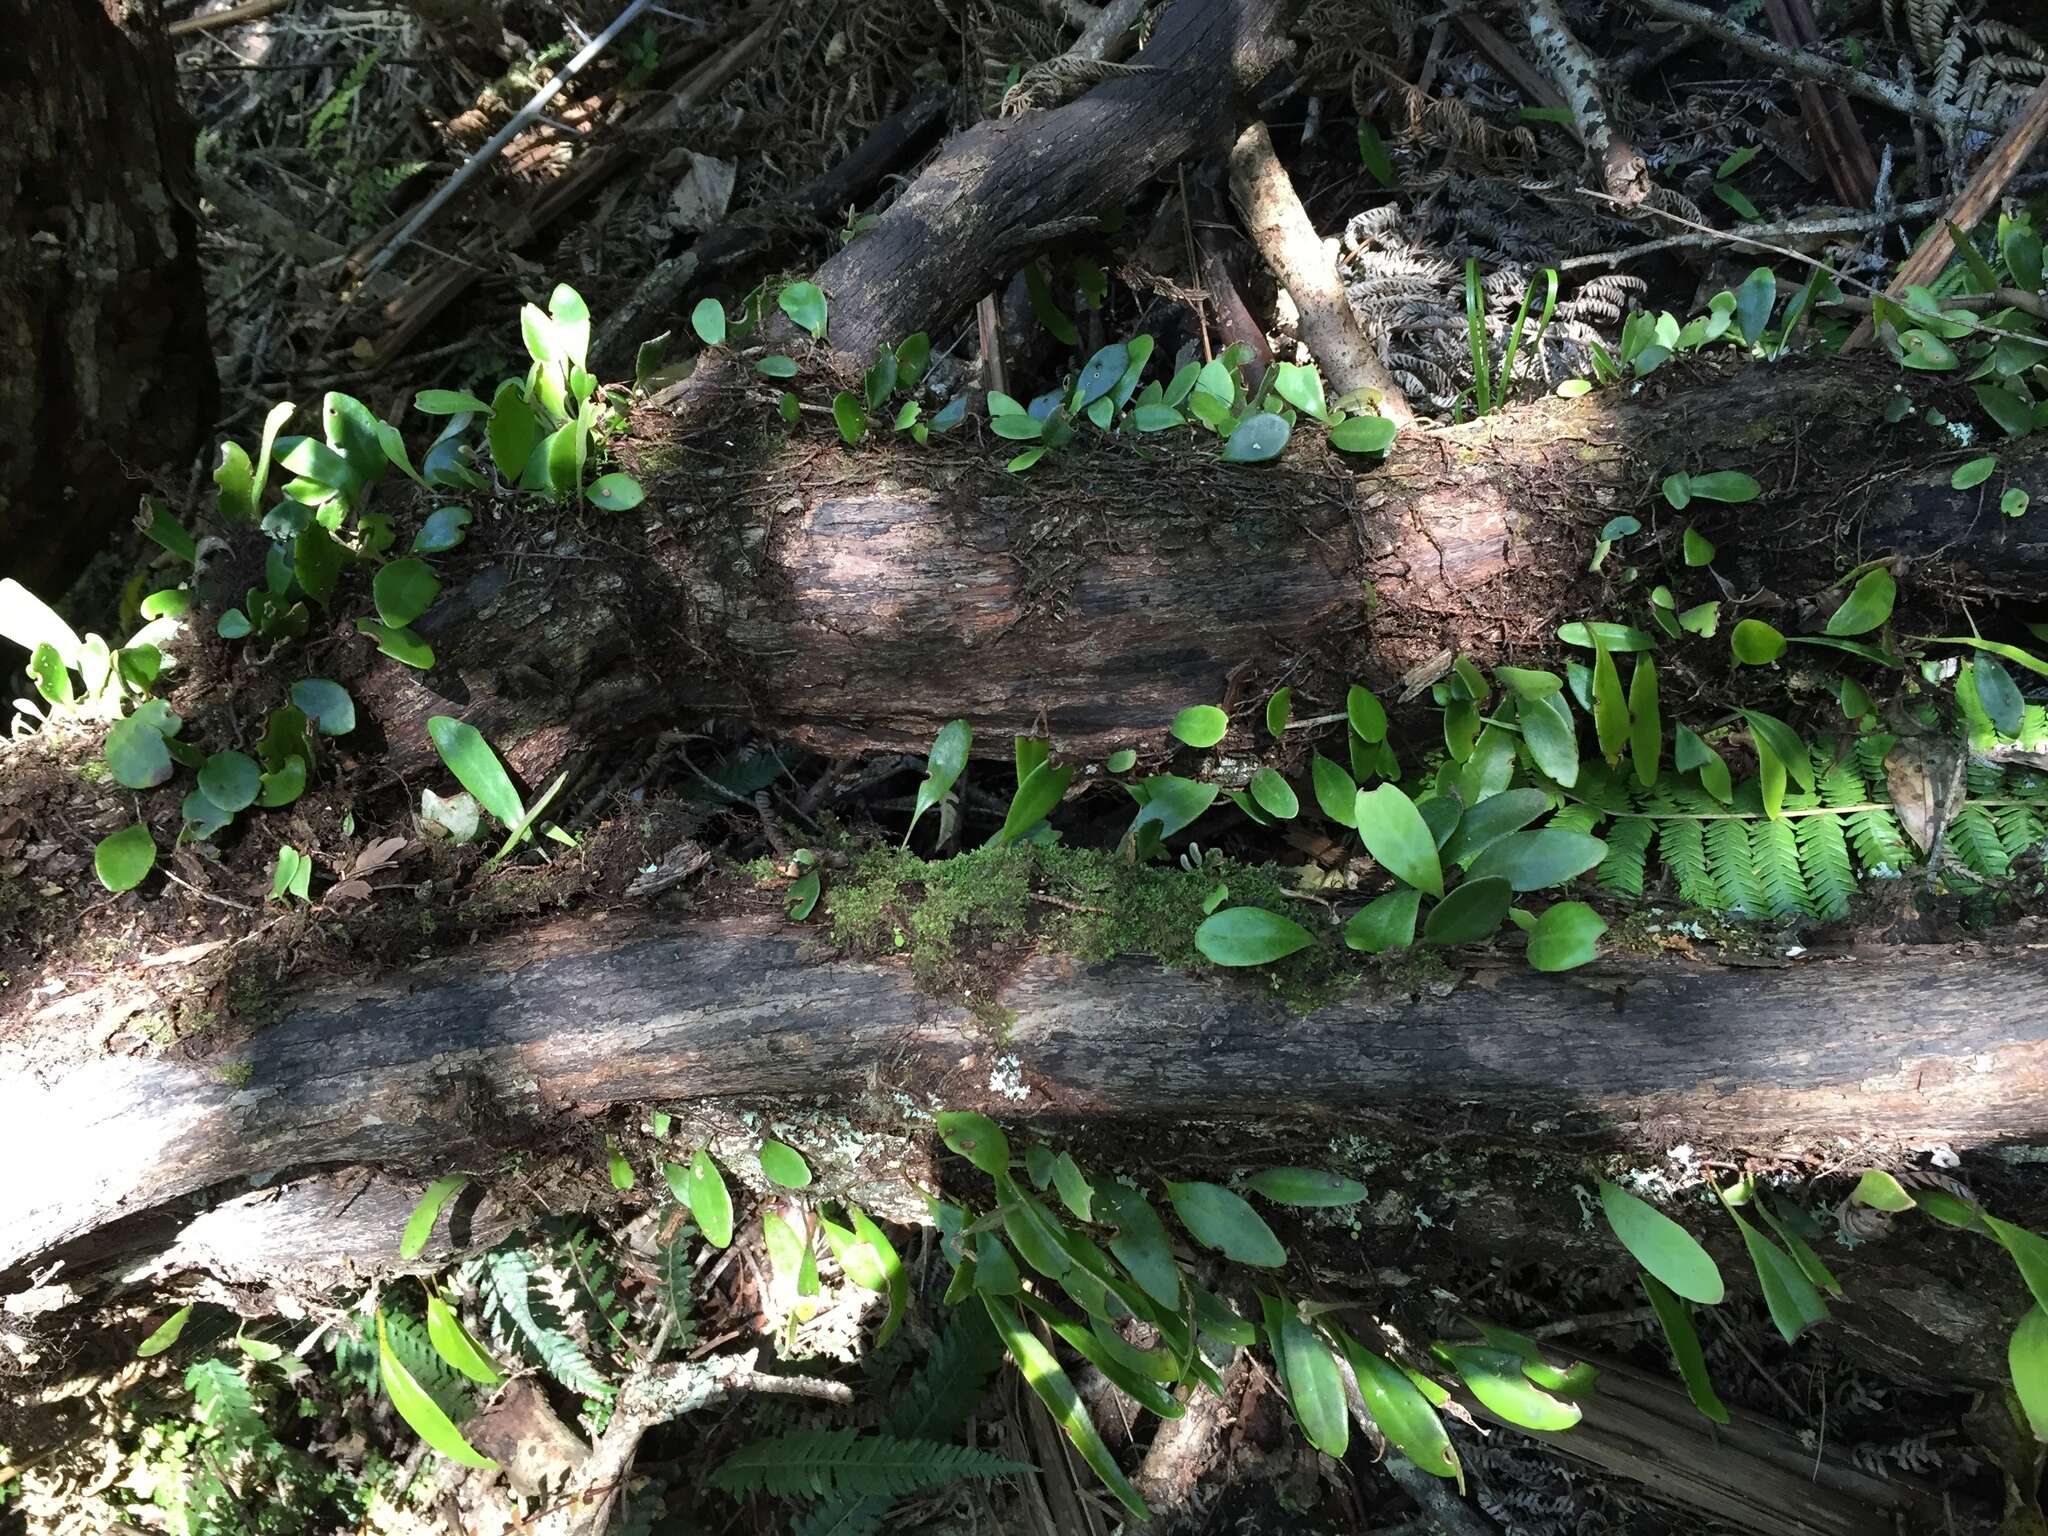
[[1030, 892, 1110, 916], [158, 867, 259, 914], [357, 0, 659, 285], [1521, 0, 1649, 205], [166, 0, 291, 36], [1842, 77, 2048, 352], [1623, 0, 2001, 132], [1556, 192, 1961, 269], [1228, 121, 1414, 422]]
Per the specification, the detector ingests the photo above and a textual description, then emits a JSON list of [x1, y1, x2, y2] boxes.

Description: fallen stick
[[1841, 76, 2048, 353], [355, 0, 660, 286], [166, 0, 291, 36], [1763, 0, 1878, 208], [1521, 0, 1649, 205], [1227, 121, 1414, 421]]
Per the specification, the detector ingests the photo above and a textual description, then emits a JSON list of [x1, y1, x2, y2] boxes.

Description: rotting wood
[[349, 358, 2048, 780], [4, 912, 2046, 1280]]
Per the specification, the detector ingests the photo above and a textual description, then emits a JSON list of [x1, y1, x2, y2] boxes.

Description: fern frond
[[186, 1358, 266, 1443], [1750, 819, 1815, 919], [709, 1429, 1026, 1501], [481, 1246, 614, 1398], [1826, 742, 1915, 874], [1994, 804, 2046, 863], [1705, 817, 1767, 916], [1793, 813, 1857, 922], [1594, 816, 1651, 898], [1548, 803, 1602, 836], [1946, 805, 2010, 882], [656, 1211, 696, 1340]]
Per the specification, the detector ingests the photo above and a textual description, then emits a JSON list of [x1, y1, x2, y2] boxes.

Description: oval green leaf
[[1824, 568, 1896, 636], [1194, 906, 1314, 967], [1465, 829, 1606, 892], [688, 1149, 733, 1248], [1641, 1273, 1728, 1424], [587, 472, 645, 511], [400, 1174, 468, 1260], [1355, 783, 1445, 897], [1248, 766, 1298, 819], [1345, 886, 1421, 953], [2012, 1305, 2048, 1441], [1346, 684, 1388, 743], [1731, 618, 1787, 665], [1330, 414, 1397, 453], [1952, 455, 1995, 489], [1342, 1336, 1460, 1479], [1526, 901, 1607, 971], [426, 1293, 502, 1386], [1439, 1343, 1582, 1430], [378, 1309, 496, 1468], [1243, 1168, 1368, 1207], [1171, 705, 1228, 748], [427, 716, 525, 830], [1278, 1313, 1349, 1456], [937, 1110, 1010, 1176], [95, 822, 157, 893], [1423, 875, 1511, 945], [1600, 1180, 1724, 1304], [777, 280, 827, 340], [198, 750, 262, 814], [1223, 411, 1291, 463], [373, 558, 441, 628], [1166, 1180, 1285, 1267], [137, 1303, 193, 1358]]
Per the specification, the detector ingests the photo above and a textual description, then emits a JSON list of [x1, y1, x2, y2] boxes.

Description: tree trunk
[[6, 912, 2043, 1279], [350, 358, 2045, 782], [0, 0, 216, 598]]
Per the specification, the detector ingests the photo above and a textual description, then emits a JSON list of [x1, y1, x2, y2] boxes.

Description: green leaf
[[357, 619, 434, 669], [1728, 1204, 1828, 1344], [373, 558, 441, 629], [137, 1303, 193, 1357], [1630, 659, 1662, 786], [1248, 767, 1298, 819], [831, 391, 868, 446], [1097, 1180, 1180, 1309], [1345, 886, 1421, 953], [688, 1150, 733, 1248], [690, 297, 726, 346], [400, 1175, 468, 1259], [1683, 526, 1716, 565], [414, 388, 493, 416], [2011, 1306, 2048, 1441], [378, 1309, 494, 1468], [937, 1110, 1009, 1176], [587, 472, 645, 511], [1195, 906, 1314, 966], [906, 719, 971, 845], [2003, 487, 2030, 518], [1107, 748, 1137, 773], [1974, 656, 2026, 737], [1465, 829, 1607, 891], [1074, 342, 1129, 409], [1347, 684, 1389, 743], [983, 1293, 1148, 1518], [105, 715, 174, 789], [1662, 471, 1693, 510], [1951, 455, 1996, 489], [1688, 470, 1760, 502], [1357, 119, 1395, 184], [198, 750, 262, 813], [1329, 414, 1397, 453], [1006, 447, 1045, 473], [1526, 901, 1606, 971], [1986, 1216, 2048, 1316], [1731, 618, 1787, 665], [1590, 631, 1628, 767], [1734, 265, 1777, 344], [1423, 875, 1511, 945], [1355, 783, 1444, 896], [1517, 691, 1580, 787], [785, 867, 821, 920], [848, 1205, 908, 1347], [289, 678, 354, 737], [1825, 569, 1895, 635], [427, 716, 524, 830], [1271, 362, 1327, 420], [1277, 1312, 1349, 1456], [1557, 622, 1657, 651], [1338, 1334, 1461, 1480], [1312, 753, 1359, 826], [778, 281, 828, 340], [1599, 1180, 1724, 1303], [1131, 403, 1185, 432], [1742, 709, 1815, 794], [413, 504, 473, 553], [1243, 1168, 1368, 1207], [1641, 1273, 1728, 1423], [1921, 635, 2048, 677], [1849, 1169, 1916, 1211], [1441, 788, 1550, 866], [1167, 1180, 1285, 1267], [754, 353, 799, 380], [426, 1293, 501, 1386], [608, 1138, 635, 1189], [1171, 705, 1228, 748], [1266, 687, 1291, 738], [1438, 1344, 1582, 1430], [1051, 1153, 1095, 1222], [1222, 411, 1291, 463], [990, 760, 1071, 847]]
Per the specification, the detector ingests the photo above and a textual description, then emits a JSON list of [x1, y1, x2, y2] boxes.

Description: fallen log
[[6, 912, 2044, 1281], [351, 357, 2048, 779]]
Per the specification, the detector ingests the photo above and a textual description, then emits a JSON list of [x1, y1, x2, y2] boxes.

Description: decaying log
[[6, 912, 2046, 1283], [354, 358, 2048, 781]]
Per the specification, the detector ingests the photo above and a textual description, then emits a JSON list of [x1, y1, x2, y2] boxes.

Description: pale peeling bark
[[1521, 0, 1650, 205]]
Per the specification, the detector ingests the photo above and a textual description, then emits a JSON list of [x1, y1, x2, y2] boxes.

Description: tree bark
[[5, 913, 2044, 1279], [0, 0, 216, 598], [355, 358, 2047, 783]]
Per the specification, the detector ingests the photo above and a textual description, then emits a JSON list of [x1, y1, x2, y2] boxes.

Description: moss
[[217, 1059, 254, 1088], [823, 843, 1361, 1012]]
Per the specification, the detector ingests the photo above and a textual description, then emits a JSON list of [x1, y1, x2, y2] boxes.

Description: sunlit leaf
[[1600, 1180, 1723, 1303]]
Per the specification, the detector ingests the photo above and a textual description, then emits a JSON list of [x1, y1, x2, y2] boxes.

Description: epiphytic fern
[[793, 1304, 1009, 1536], [710, 1428, 1025, 1502], [472, 1242, 616, 1399]]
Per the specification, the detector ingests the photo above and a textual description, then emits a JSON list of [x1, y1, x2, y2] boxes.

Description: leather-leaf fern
[[711, 1428, 1026, 1502]]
